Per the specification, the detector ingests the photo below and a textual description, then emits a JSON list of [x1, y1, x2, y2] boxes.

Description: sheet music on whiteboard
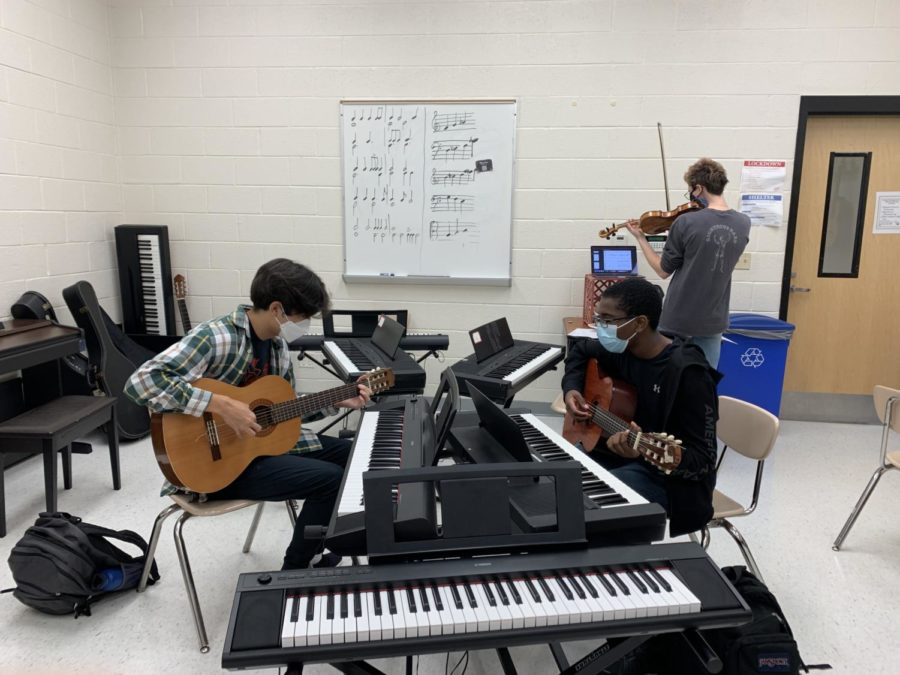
[[341, 100, 516, 285]]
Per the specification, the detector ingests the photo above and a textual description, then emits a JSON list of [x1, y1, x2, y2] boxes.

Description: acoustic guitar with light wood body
[[151, 368, 394, 493]]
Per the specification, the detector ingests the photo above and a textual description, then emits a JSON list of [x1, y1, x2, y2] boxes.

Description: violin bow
[[657, 122, 671, 210]]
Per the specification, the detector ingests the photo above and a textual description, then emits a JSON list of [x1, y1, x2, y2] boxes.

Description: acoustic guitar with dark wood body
[[562, 358, 682, 473], [151, 369, 394, 493]]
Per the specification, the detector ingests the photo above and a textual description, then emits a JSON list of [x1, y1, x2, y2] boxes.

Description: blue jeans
[[581, 443, 669, 511], [691, 333, 722, 368], [608, 461, 669, 510], [210, 434, 350, 569]]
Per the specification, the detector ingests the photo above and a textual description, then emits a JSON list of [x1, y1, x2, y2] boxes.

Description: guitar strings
[[581, 402, 669, 452], [197, 379, 375, 444], [580, 402, 675, 469]]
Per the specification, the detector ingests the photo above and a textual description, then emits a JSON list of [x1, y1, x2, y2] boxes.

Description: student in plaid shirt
[[125, 259, 371, 569]]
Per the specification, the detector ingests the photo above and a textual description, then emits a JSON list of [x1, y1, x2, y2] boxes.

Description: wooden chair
[[0, 395, 119, 537], [137, 495, 297, 653], [550, 392, 567, 415], [833, 385, 900, 551], [697, 396, 780, 582]]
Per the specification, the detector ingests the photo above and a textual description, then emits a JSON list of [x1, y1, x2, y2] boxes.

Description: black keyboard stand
[[283, 656, 414, 675], [295, 349, 343, 381], [414, 348, 442, 365], [279, 630, 719, 675]]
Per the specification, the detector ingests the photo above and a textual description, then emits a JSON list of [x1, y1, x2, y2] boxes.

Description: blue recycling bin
[[717, 313, 795, 416]]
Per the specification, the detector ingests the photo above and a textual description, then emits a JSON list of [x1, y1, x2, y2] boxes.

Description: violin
[[598, 200, 703, 240], [598, 122, 705, 241]]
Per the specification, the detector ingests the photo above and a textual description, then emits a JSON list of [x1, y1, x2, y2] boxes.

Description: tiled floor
[[0, 413, 896, 674]]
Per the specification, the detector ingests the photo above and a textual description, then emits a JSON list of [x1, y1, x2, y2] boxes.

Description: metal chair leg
[[138, 502, 181, 592], [688, 526, 710, 548], [242, 502, 266, 553], [833, 465, 893, 551], [173, 512, 210, 653], [285, 499, 298, 526], [720, 518, 764, 583]]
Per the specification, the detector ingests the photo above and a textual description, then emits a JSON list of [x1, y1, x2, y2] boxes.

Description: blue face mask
[[690, 187, 709, 208], [595, 317, 636, 353]]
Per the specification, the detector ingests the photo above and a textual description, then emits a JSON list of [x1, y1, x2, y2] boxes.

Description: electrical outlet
[[735, 252, 751, 270]]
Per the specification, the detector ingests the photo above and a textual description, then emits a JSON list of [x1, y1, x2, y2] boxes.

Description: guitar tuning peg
[[675, 438, 683, 445], [666, 434, 674, 441]]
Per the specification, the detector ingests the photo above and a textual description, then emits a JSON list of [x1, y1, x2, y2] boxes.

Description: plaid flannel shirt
[[124, 305, 325, 497]]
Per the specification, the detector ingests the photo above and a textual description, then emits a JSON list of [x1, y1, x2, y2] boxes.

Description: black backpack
[[703, 566, 829, 675], [602, 566, 829, 675], [5, 512, 160, 618]]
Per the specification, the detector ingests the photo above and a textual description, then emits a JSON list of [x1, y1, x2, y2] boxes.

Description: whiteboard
[[341, 99, 516, 285]]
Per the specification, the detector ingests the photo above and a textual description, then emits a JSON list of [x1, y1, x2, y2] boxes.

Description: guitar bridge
[[203, 412, 222, 461]]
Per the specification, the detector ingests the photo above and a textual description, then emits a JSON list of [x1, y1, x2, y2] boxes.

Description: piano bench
[[0, 395, 119, 538]]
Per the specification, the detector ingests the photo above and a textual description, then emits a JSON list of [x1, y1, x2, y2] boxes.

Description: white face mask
[[278, 314, 310, 343]]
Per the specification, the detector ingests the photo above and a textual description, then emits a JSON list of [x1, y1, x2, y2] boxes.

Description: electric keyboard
[[322, 339, 426, 395], [114, 225, 175, 336], [222, 542, 751, 670], [450, 412, 667, 545], [326, 399, 435, 555], [291, 332, 449, 353], [450, 339, 564, 405]]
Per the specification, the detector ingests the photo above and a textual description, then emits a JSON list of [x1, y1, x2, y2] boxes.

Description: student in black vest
[[562, 277, 721, 536]]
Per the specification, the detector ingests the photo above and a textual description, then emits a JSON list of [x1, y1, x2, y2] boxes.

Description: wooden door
[[785, 116, 900, 395]]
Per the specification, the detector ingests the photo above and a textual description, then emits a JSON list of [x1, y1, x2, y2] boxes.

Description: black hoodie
[[562, 336, 721, 536]]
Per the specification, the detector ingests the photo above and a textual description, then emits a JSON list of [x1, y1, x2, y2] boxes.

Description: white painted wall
[[0, 0, 119, 324], [2, 0, 899, 400]]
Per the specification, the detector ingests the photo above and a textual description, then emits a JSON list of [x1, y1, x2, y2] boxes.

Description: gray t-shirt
[[658, 207, 750, 336]]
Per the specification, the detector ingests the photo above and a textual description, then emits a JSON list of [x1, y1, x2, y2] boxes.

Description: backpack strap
[[76, 523, 161, 586]]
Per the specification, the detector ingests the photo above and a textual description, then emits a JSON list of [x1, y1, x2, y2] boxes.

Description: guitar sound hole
[[251, 403, 276, 437]]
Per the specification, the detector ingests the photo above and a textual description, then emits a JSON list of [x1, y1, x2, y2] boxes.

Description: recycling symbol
[[740, 347, 765, 368]]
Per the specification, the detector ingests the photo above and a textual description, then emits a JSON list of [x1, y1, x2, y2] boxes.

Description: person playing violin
[[626, 157, 750, 368], [562, 277, 721, 536]]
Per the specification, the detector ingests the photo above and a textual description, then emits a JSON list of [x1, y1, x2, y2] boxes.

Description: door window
[[818, 152, 871, 277]]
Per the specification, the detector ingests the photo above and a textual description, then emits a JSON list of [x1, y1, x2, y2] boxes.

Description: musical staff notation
[[362, 213, 420, 245], [430, 194, 474, 212], [342, 100, 514, 277], [431, 138, 478, 161], [429, 219, 476, 241], [432, 110, 476, 132], [432, 168, 475, 186]]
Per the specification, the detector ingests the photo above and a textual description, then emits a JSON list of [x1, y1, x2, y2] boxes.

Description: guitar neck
[[267, 382, 360, 423], [590, 406, 641, 446], [177, 299, 191, 332]]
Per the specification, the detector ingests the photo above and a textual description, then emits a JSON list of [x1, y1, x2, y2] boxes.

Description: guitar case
[[61, 281, 156, 440], [10, 291, 93, 398]]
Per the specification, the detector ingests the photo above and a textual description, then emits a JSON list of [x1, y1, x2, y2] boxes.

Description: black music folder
[[370, 314, 405, 359], [469, 317, 515, 363], [468, 384, 532, 463]]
